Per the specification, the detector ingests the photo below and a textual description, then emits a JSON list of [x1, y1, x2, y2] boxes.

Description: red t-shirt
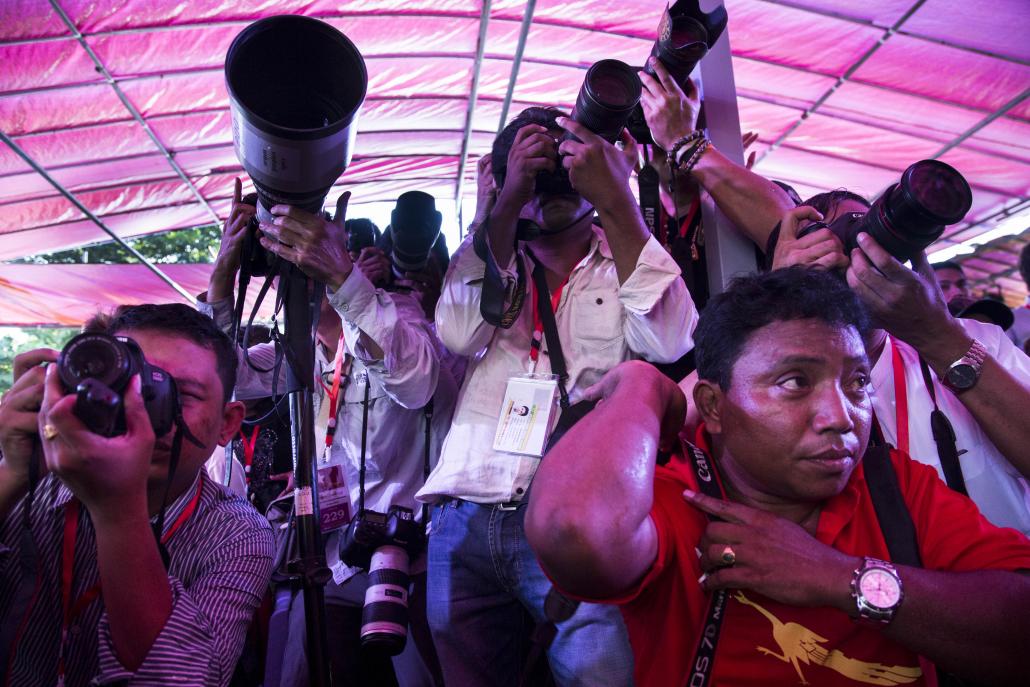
[[599, 435, 1030, 687]]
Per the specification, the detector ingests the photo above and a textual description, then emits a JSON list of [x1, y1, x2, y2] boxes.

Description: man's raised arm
[[526, 361, 686, 598]]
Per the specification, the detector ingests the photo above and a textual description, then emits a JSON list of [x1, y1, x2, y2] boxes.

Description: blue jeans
[[427, 499, 635, 687]]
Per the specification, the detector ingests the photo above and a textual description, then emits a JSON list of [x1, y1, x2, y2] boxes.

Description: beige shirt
[[418, 227, 697, 504]]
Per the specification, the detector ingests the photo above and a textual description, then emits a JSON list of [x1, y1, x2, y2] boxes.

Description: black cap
[[951, 295, 1014, 332]]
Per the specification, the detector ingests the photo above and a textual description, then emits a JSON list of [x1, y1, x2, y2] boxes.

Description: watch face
[[859, 568, 901, 610], [947, 363, 977, 390]]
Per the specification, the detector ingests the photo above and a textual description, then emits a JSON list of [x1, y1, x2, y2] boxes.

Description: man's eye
[[849, 375, 871, 392], [779, 376, 807, 391]]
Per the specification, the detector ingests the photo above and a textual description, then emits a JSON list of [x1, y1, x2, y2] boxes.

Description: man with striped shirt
[[0, 304, 275, 686]]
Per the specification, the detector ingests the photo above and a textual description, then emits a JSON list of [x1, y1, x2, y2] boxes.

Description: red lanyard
[[239, 424, 261, 478], [529, 274, 570, 363], [318, 334, 347, 447], [890, 339, 910, 456], [58, 478, 203, 682]]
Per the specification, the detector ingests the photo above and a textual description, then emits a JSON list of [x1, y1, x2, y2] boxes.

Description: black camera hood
[[666, 0, 728, 50]]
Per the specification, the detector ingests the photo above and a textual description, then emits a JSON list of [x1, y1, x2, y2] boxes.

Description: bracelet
[[666, 131, 705, 166], [677, 138, 710, 175]]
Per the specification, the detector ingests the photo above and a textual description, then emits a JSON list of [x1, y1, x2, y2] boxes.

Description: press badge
[[493, 373, 560, 456], [316, 464, 351, 533]]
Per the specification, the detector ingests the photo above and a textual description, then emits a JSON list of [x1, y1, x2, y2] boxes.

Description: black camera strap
[[473, 220, 528, 329], [357, 379, 371, 515], [917, 359, 968, 496], [683, 440, 731, 687], [525, 247, 572, 410]]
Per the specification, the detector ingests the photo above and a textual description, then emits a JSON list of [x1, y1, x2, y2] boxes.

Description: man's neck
[[147, 468, 200, 519], [528, 221, 593, 288], [317, 318, 343, 358], [712, 444, 822, 534]]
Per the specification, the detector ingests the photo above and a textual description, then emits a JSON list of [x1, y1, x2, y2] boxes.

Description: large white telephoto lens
[[225, 15, 367, 222]]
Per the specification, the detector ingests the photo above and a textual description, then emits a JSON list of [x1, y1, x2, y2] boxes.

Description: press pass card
[[493, 374, 559, 457], [317, 464, 351, 533]]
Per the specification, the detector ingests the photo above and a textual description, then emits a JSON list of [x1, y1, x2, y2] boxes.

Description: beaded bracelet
[[666, 131, 705, 166]]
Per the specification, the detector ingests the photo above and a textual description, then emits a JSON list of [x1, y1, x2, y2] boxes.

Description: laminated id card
[[493, 374, 559, 456], [316, 464, 351, 533]]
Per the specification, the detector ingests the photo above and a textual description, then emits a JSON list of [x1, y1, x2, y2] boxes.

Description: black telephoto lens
[[644, 14, 709, 87], [570, 60, 642, 143], [859, 160, 972, 262]]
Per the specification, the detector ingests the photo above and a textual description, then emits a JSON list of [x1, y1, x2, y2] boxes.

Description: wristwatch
[[851, 557, 903, 625], [942, 338, 987, 393]]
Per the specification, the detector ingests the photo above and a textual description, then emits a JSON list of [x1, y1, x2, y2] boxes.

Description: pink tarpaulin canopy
[[1, 0, 1028, 325], [0, 263, 277, 327]]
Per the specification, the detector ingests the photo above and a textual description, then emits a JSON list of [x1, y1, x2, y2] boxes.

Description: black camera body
[[57, 333, 180, 438], [339, 505, 425, 570], [797, 160, 972, 263]]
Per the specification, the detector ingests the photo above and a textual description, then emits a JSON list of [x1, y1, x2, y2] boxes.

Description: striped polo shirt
[[0, 470, 274, 686]]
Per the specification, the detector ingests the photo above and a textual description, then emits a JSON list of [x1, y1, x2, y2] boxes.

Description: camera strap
[[473, 220, 528, 329], [352, 366, 434, 534], [889, 341, 967, 495], [525, 248, 571, 410], [917, 358, 967, 496], [683, 439, 731, 687]]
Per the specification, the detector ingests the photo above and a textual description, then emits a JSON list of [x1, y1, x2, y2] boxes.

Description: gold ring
[[721, 545, 736, 566], [43, 423, 59, 441]]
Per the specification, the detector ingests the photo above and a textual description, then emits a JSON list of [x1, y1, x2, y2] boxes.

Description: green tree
[[11, 224, 222, 265], [0, 327, 78, 395], [2, 224, 224, 393]]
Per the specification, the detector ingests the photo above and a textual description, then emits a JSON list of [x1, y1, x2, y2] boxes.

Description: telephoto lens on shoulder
[[797, 160, 973, 263], [57, 333, 179, 438]]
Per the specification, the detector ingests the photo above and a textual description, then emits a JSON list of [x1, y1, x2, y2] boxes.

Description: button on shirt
[[871, 318, 1030, 535], [204, 267, 455, 583], [0, 471, 274, 687], [419, 227, 696, 504]]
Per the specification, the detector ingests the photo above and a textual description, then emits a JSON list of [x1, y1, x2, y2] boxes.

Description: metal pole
[[47, 0, 222, 226], [697, 6, 757, 294], [0, 131, 196, 303], [282, 266, 332, 687], [497, 0, 538, 134], [454, 0, 494, 219]]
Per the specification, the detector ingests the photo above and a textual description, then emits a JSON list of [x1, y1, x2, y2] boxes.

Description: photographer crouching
[[0, 305, 274, 687], [203, 183, 452, 686]]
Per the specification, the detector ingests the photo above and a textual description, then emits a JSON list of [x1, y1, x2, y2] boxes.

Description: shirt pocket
[[568, 287, 625, 352]]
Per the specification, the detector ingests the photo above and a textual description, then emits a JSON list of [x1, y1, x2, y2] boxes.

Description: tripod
[[278, 261, 334, 687]]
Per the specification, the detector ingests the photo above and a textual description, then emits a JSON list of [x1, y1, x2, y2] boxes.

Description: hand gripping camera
[[627, 0, 728, 145], [57, 333, 180, 438], [339, 506, 426, 656], [797, 160, 973, 263]]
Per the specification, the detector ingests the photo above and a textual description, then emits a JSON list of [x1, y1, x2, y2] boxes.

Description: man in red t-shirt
[[526, 267, 1030, 687]]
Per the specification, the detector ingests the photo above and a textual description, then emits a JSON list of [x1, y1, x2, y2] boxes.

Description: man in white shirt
[[417, 103, 696, 686], [203, 184, 450, 686], [771, 200, 1030, 535]]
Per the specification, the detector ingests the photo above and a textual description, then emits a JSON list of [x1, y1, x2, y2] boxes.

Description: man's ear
[[217, 400, 246, 446], [693, 379, 724, 434]]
